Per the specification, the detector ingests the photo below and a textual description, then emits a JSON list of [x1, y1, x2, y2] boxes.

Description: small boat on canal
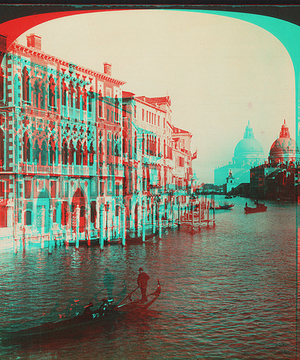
[[210, 204, 234, 210], [0, 281, 161, 345], [244, 203, 267, 214]]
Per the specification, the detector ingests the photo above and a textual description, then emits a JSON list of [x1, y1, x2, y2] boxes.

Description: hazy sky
[[16, 10, 295, 183]]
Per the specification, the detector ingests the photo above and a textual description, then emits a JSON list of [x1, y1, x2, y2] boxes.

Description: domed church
[[268, 120, 300, 165], [233, 121, 265, 167], [214, 121, 265, 187]]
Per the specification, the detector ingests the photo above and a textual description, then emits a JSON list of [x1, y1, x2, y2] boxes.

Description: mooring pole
[[121, 204, 126, 246], [142, 201, 145, 242], [159, 203, 162, 239], [76, 204, 80, 249], [100, 203, 104, 250]]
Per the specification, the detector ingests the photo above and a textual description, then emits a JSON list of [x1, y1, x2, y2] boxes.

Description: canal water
[[0, 196, 297, 359]]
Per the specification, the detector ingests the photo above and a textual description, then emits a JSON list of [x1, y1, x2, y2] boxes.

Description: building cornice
[[12, 43, 126, 86]]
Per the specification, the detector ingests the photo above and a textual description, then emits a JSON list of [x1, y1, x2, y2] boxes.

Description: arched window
[[41, 140, 47, 166], [111, 133, 114, 157], [115, 134, 119, 157], [62, 79, 68, 106], [88, 87, 93, 112], [22, 67, 30, 103], [82, 86, 87, 111], [99, 131, 103, 155], [40, 82, 46, 109], [98, 90, 103, 117], [107, 132, 110, 157], [115, 96, 119, 123], [70, 81, 74, 108], [33, 79, 40, 108], [33, 139, 40, 165], [48, 75, 56, 108], [158, 138, 161, 157], [76, 83, 81, 109], [89, 143, 95, 166], [142, 134, 145, 155], [69, 140, 75, 165], [23, 131, 31, 163], [91, 201, 96, 224], [25, 202, 33, 226], [25, 210, 32, 225], [76, 140, 82, 165], [83, 141, 88, 166], [0, 128, 4, 169], [61, 201, 69, 226], [49, 135, 56, 165], [62, 138, 68, 165]]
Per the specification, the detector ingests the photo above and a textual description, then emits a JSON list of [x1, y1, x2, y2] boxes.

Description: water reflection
[[0, 196, 297, 359]]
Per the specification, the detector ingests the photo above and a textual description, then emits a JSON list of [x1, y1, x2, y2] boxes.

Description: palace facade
[[0, 33, 195, 248]]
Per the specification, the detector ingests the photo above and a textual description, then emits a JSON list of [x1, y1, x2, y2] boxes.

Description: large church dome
[[233, 121, 264, 167], [269, 120, 300, 165]]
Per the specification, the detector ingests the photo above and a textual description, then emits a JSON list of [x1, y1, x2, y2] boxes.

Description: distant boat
[[211, 204, 234, 210], [225, 195, 232, 199], [244, 203, 267, 214]]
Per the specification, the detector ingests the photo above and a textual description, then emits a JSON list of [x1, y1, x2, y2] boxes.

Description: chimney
[[103, 62, 112, 76], [26, 34, 41, 50]]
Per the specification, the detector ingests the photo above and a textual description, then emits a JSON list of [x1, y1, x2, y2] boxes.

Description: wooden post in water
[[192, 201, 194, 231], [152, 203, 156, 234], [41, 205, 45, 249], [207, 201, 210, 227], [100, 203, 104, 250], [76, 204, 80, 249], [159, 204, 162, 239], [177, 199, 180, 229], [87, 206, 91, 246], [121, 204, 126, 246], [49, 205, 53, 254], [142, 201, 145, 242]]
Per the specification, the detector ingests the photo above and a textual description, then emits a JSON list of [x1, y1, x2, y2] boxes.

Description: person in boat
[[103, 268, 116, 301], [137, 267, 150, 303]]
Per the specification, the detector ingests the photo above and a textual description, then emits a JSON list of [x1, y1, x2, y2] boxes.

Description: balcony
[[17, 163, 96, 177]]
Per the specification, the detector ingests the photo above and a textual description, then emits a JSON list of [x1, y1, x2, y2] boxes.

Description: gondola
[[210, 204, 234, 210], [0, 280, 161, 345], [244, 203, 267, 213]]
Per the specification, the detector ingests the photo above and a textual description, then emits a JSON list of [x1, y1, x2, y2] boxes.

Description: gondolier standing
[[137, 267, 150, 303]]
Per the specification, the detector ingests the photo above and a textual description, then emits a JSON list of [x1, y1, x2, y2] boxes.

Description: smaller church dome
[[233, 121, 264, 166], [269, 120, 300, 164]]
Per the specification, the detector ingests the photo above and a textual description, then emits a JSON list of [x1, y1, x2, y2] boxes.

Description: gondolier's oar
[[117, 286, 139, 306]]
